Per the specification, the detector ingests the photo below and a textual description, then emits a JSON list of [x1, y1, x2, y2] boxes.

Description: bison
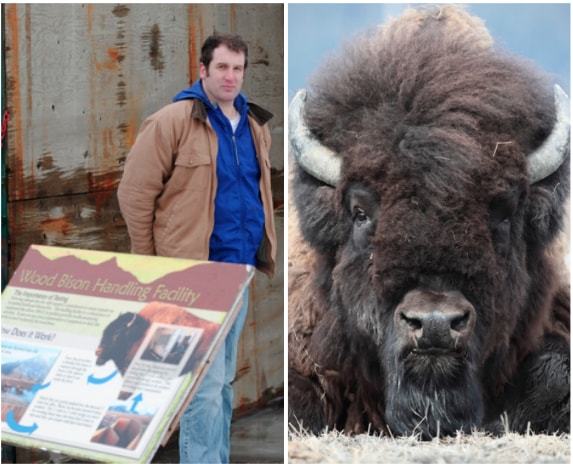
[[288, 6, 570, 439], [95, 301, 220, 376]]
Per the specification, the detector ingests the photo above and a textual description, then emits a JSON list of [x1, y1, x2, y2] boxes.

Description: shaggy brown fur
[[289, 6, 569, 438]]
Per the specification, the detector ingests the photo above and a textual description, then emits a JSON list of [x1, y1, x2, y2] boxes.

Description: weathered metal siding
[[3, 3, 284, 410]]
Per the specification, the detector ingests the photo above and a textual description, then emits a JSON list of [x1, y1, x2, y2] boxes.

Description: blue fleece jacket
[[173, 81, 264, 267]]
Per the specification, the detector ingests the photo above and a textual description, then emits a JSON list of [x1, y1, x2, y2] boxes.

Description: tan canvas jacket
[[117, 99, 277, 277]]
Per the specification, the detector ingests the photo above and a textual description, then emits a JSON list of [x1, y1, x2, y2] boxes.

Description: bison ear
[[525, 154, 569, 248], [292, 161, 350, 254]]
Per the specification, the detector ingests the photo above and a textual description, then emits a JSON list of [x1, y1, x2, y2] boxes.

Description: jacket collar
[[191, 99, 209, 122], [190, 98, 273, 126], [248, 102, 274, 126]]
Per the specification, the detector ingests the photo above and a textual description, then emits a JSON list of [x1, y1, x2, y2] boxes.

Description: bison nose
[[400, 309, 471, 345], [395, 290, 476, 350]]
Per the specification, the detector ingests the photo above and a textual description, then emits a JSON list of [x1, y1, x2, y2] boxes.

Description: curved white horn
[[527, 84, 570, 184], [289, 89, 342, 186], [126, 313, 138, 328]]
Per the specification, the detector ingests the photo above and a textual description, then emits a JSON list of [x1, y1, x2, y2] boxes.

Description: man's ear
[[199, 62, 208, 79]]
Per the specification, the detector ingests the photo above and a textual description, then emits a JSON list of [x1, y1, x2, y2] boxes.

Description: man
[[117, 33, 276, 463]]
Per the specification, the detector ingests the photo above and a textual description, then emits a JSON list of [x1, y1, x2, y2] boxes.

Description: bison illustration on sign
[[95, 301, 220, 376], [288, 6, 569, 438]]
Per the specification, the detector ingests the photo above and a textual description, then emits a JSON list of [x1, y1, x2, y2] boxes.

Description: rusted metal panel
[[4, 4, 284, 203], [8, 192, 128, 269], [2, 5, 9, 291], [235, 217, 284, 410], [4, 3, 284, 411], [4, 4, 191, 202]]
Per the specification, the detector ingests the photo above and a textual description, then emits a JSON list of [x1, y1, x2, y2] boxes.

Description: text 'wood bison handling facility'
[[288, 6, 569, 439]]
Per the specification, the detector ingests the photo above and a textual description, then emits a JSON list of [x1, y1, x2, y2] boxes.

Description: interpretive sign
[[1, 245, 254, 463]]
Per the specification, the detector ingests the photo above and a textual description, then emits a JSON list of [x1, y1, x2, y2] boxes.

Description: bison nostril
[[400, 312, 422, 331], [450, 312, 470, 332]]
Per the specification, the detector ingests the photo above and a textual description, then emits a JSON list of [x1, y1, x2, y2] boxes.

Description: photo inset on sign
[[1, 342, 60, 423], [141, 327, 199, 367], [90, 398, 157, 451]]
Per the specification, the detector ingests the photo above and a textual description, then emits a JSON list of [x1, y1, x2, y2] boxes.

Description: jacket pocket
[[168, 152, 212, 192]]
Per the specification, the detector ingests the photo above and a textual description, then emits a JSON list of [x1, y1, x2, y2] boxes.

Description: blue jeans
[[179, 289, 249, 463]]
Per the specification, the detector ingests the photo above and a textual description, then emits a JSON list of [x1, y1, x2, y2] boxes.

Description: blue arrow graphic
[[87, 369, 118, 385], [130, 393, 143, 413], [6, 410, 38, 434], [30, 381, 51, 394]]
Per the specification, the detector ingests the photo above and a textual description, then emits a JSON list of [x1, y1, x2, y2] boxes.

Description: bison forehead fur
[[289, 6, 569, 438]]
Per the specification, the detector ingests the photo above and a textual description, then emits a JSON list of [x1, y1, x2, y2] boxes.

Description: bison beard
[[384, 359, 482, 438], [383, 330, 483, 438], [288, 6, 570, 438]]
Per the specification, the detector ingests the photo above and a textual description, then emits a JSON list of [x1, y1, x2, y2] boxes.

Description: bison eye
[[352, 205, 374, 250], [498, 218, 511, 230], [345, 184, 378, 250], [490, 214, 513, 257], [488, 191, 519, 255], [353, 206, 370, 226], [492, 217, 511, 244]]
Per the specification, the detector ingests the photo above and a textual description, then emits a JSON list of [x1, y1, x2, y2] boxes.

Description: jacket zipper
[[232, 132, 246, 260], [232, 134, 240, 166]]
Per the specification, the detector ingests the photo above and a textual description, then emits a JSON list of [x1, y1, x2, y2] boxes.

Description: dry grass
[[288, 426, 570, 464]]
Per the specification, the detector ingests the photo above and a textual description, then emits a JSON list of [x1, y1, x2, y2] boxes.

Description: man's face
[[200, 45, 246, 106]]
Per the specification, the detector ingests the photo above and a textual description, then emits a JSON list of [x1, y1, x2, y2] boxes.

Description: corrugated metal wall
[[2, 3, 284, 410]]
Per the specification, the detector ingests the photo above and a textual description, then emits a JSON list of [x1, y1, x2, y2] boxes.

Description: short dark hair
[[200, 33, 249, 69]]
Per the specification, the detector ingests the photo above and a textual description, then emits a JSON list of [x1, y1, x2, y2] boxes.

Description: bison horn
[[126, 313, 138, 328], [289, 89, 341, 186], [527, 84, 570, 184]]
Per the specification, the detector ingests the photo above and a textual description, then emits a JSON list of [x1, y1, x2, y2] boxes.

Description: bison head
[[95, 312, 150, 374], [289, 7, 569, 438]]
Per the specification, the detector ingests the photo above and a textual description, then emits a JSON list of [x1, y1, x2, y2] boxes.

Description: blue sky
[[288, 4, 570, 99]]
